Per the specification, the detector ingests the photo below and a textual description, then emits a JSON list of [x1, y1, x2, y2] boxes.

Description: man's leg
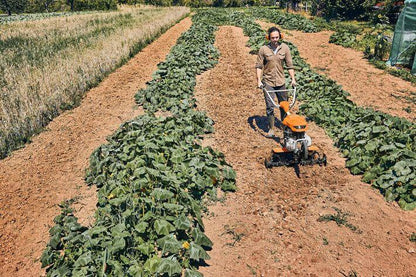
[[276, 85, 288, 122], [263, 84, 277, 137]]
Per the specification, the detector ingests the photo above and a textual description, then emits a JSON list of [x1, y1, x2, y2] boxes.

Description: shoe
[[266, 129, 275, 138], [266, 115, 275, 138]]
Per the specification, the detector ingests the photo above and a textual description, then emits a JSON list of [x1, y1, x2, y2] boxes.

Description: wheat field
[[0, 5, 189, 158]]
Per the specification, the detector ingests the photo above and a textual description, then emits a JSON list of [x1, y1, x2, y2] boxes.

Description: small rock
[[408, 248, 415, 254]]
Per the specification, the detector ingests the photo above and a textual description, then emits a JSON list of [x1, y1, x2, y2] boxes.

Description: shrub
[[0, 0, 28, 15], [310, 0, 372, 21]]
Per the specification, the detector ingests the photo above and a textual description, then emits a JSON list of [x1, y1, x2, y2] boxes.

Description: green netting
[[387, 0, 416, 70]]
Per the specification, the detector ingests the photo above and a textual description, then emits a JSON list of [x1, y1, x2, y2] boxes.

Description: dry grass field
[[0, 5, 189, 158]]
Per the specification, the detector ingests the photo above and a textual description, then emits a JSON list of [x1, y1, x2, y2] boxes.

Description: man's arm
[[284, 46, 296, 87], [288, 69, 296, 87], [256, 68, 263, 88], [255, 47, 264, 88]]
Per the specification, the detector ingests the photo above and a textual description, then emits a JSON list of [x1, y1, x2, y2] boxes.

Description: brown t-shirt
[[255, 43, 294, 87]]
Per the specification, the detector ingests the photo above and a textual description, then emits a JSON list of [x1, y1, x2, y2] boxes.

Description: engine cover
[[282, 114, 308, 132]]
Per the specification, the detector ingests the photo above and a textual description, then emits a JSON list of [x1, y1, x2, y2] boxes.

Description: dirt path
[[0, 17, 191, 277], [262, 24, 416, 122], [195, 26, 416, 276]]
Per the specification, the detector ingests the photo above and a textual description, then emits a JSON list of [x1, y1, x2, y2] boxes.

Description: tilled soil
[[195, 26, 416, 276], [259, 23, 416, 122], [0, 17, 191, 277]]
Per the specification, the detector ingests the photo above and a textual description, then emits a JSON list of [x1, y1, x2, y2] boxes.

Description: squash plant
[[247, 7, 321, 33]]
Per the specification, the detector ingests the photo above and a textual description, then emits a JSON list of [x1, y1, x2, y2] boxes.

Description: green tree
[[311, 0, 374, 20], [43, 0, 55, 11], [0, 0, 27, 15], [74, 0, 117, 10], [66, 0, 73, 10]]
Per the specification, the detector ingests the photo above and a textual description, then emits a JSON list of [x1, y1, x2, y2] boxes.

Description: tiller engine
[[263, 87, 327, 168]]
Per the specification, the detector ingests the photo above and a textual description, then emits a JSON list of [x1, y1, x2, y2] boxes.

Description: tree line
[[0, 0, 118, 15], [0, 0, 275, 15], [0, 0, 404, 25]]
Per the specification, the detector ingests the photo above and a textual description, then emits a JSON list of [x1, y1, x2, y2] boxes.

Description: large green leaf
[[154, 219, 175, 236], [135, 221, 148, 233], [157, 234, 182, 254], [222, 166, 236, 180], [74, 252, 92, 268], [151, 188, 174, 201], [144, 255, 161, 274], [191, 227, 212, 248], [136, 243, 154, 256], [174, 214, 191, 230], [156, 257, 182, 276], [221, 180, 237, 192], [189, 242, 210, 261], [109, 237, 126, 253], [398, 199, 416, 211]]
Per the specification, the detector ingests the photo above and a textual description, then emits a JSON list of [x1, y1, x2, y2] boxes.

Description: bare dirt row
[[0, 17, 192, 277], [196, 26, 416, 276]]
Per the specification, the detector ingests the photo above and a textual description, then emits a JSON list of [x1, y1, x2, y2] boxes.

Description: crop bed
[[248, 7, 321, 33]]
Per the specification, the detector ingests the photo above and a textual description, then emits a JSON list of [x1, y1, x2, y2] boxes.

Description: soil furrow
[[0, 17, 191, 277], [196, 26, 416, 276]]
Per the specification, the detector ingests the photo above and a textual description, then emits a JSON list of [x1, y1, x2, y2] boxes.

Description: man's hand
[[291, 79, 297, 87], [258, 80, 263, 89]]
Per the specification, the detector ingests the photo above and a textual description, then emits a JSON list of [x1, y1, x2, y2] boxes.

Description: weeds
[[246, 264, 257, 276], [222, 224, 245, 247], [340, 270, 358, 277], [318, 207, 362, 234], [410, 232, 416, 242]]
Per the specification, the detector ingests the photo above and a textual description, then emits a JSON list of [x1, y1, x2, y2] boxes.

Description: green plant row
[[371, 59, 416, 84], [327, 23, 369, 52], [134, 16, 220, 113], [247, 7, 321, 33], [329, 31, 357, 48], [42, 10, 237, 276], [295, 60, 416, 210], [232, 10, 416, 210]]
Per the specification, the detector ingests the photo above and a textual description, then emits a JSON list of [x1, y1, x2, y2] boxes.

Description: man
[[256, 26, 296, 138]]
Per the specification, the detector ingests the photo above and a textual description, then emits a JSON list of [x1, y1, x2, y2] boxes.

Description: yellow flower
[[107, 193, 115, 199], [182, 241, 190, 249]]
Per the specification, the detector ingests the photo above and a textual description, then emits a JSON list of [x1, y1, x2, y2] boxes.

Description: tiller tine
[[265, 146, 327, 168]]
